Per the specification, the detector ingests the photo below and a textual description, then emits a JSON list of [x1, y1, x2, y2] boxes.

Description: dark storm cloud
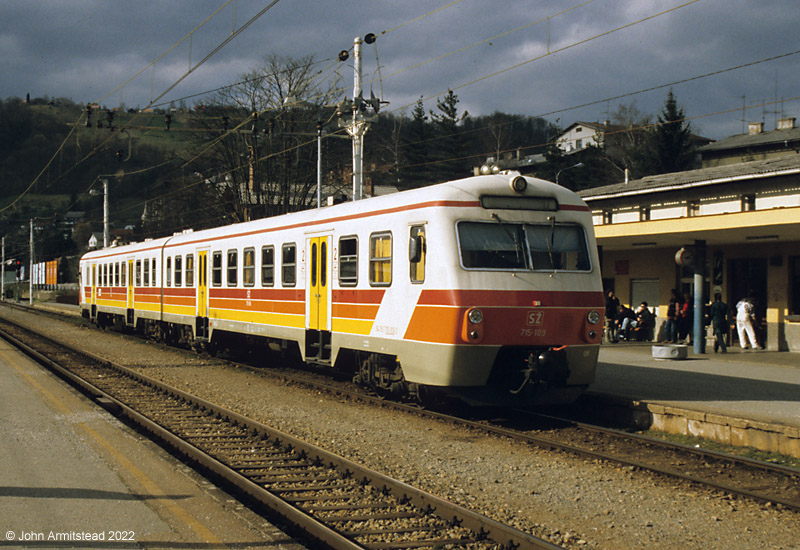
[[1, 0, 798, 139]]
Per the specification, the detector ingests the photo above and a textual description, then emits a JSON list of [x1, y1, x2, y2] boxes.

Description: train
[[79, 172, 604, 406]]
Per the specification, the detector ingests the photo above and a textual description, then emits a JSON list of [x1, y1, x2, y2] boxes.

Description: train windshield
[[457, 221, 591, 272]]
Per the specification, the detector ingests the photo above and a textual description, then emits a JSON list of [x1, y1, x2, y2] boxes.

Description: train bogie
[[80, 172, 604, 407]]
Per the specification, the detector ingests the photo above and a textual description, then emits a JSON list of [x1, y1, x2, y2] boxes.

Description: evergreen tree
[[649, 89, 695, 174], [428, 90, 471, 183], [399, 97, 436, 188]]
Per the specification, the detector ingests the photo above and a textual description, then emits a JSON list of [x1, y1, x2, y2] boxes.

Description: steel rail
[[0, 319, 560, 550]]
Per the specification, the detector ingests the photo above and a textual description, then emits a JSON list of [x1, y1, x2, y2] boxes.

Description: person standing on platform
[[735, 295, 759, 349], [708, 293, 730, 353], [605, 290, 620, 343], [663, 289, 680, 343], [678, 292, 693, 344]]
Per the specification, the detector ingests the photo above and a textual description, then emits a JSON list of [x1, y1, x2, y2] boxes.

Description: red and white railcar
[[80, 173, 604, 406]]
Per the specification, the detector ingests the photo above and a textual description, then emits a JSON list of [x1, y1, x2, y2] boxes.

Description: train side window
[[151, 258, 157, 286], [166, 257, 172, 287], [114, 263, 120, 287], [144, 259, 150, 286], [212, 251, 222, 287], [409, 225, 426, 284], [338, 236, 358, 286], [227, 249, 238, 287], [175, 255, 183, 287], [261, 246, 274, 287], [243, 248, 255, 287], [369, 232, 392, 286], [185, 254, 194, 287], [121, 262, 126, 287], [135, 260, 142, 286], [282, 243, 296, 287]]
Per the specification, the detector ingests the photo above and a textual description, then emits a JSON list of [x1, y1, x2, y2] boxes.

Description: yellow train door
[[91, 264, 97, 318], [196, 251, 209, 339], [306, 236, 330, 362], [126, 259, 134, 325], [307, 236, 329, 331]]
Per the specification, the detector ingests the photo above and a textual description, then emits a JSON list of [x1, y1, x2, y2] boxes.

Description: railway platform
[[0, 332, 304, 550], [588, 342, 800, 458]]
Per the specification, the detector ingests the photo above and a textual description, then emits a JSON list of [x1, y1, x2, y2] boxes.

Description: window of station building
[[261, 246, 275, 287], [338, 236, 358, 286], [369, 232, 392, 286], [212, 251, 222, 287], [282, 243, 296, 286], [742, 194, 756, 212], [687, 200, 700, 217], [639, 206, 651, 221], [227, 249, 238, 287], [602, 210, 613, 224], [185, 254, 194, 287], [175, 255, 183, 287], [144, 258, 150, 286], [166, 257, 172, 287], [409, 226, 426, 284], [136, 260, 142, 286], [243, 247, 255, 287]]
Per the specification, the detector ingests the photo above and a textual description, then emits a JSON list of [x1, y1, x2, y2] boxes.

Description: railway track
[[0, 316, 560, 550]]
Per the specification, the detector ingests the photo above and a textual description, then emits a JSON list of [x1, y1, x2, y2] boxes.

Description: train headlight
[[510, 176, 527, 193], [462, 308, 485, 343], [587, 310, 601, 325], [468, 308, 483, 324]]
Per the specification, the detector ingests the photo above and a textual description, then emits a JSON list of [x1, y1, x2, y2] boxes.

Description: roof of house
[[577, 155, 800, 201], [699, 125, 800, 153]]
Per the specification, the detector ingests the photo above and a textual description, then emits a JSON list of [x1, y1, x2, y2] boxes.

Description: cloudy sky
[[1, 0, 798, 140]]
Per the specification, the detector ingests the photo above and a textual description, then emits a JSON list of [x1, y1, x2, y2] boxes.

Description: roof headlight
[[510, 176, 527, 193]]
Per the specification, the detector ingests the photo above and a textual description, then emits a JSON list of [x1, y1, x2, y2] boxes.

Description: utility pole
[[339, 34, 380, 202], [102, 178, 109, 248], [29, 219, 34, 306], [1, 236, 4, 302]]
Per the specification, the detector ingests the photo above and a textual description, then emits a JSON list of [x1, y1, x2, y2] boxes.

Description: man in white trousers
[[735, 296, 760, 350]]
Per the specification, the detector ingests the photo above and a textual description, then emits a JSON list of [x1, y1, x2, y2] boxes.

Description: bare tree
[[183, 54, 341, 225]]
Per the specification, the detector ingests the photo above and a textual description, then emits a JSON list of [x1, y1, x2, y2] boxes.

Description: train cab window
[[212, 251, 222, 287], [338, 236, 358, 286], [369, 232, 392, 286], [525, 224, 591, 271], [261, 246, 275, 287], [151, 258, 157, 286], [282, 244, 296, 287], [185, 254, 194, 287], [135, 260, 142, 286], [409, 225, 426, 284], [175, 255, 183, 287], [144, 259, 150, 286], [227, 250, 238, 287], [166, 257, 172, 287], [243, 248, 255, 287]]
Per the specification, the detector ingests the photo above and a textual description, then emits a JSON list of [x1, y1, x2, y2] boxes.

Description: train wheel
[[354, 352, 406, 397]]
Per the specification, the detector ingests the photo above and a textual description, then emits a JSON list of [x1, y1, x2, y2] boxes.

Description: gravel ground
[[4, 306, 799, 549]]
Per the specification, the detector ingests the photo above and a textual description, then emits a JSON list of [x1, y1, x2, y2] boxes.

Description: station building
[[578, 152, 800, 351]]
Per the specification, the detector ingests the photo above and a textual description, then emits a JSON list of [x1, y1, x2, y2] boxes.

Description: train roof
[[81, 173, 588, 261]]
